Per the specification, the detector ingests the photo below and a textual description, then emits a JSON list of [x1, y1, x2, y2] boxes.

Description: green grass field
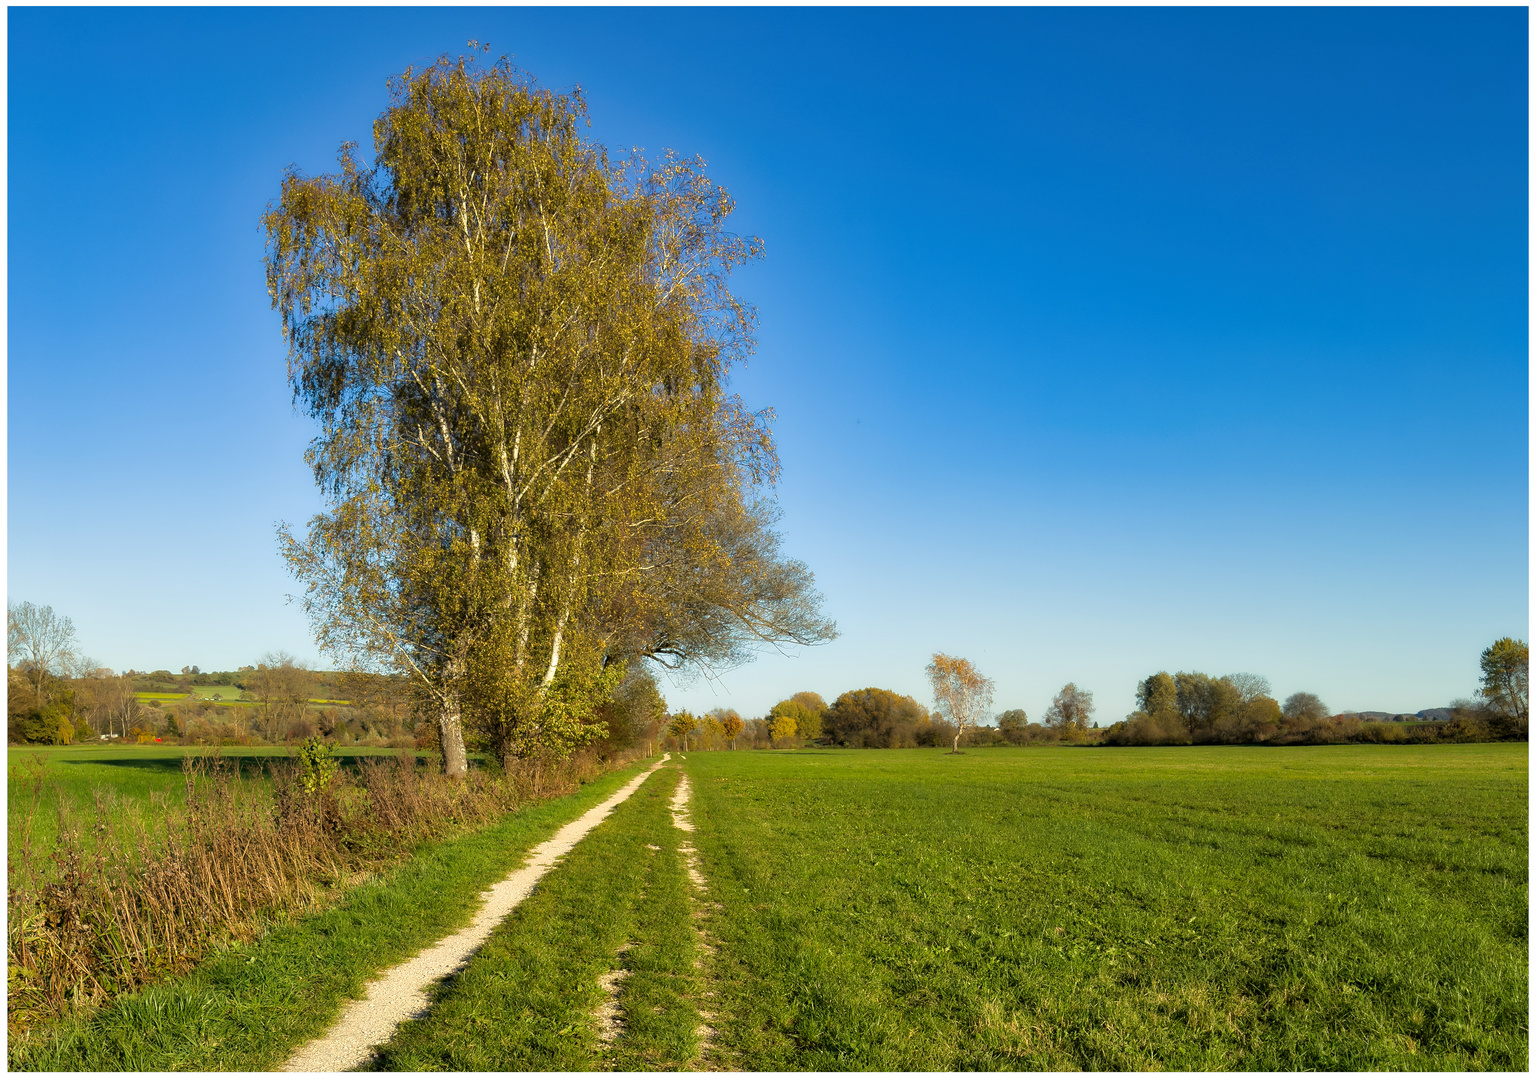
[[131, 689, 351, 705], [6, 745, 429, 858], [372, 767, 705, 1070], [682, 745, 1528, 1069], [9, 743, 1527, 1070], [362, 744, 1527, 1070]]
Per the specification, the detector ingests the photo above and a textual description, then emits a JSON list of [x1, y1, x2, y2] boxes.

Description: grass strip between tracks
[[370, 763, 704, 1070], [9, 758, 655, 1072]]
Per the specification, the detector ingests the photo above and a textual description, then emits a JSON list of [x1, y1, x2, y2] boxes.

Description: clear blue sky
[[7, 7, 1528, 723]]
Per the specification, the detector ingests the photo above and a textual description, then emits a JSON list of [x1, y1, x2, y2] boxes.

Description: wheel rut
[[669, 769, 729, 1070]]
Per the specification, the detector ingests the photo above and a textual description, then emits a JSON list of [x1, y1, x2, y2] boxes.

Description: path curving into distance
[[282, 755, 673, 1073]]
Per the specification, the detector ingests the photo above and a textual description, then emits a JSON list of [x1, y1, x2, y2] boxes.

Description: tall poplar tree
[[266, 52, 833, 775]]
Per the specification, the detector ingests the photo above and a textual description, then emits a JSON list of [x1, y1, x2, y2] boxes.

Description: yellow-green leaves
[[296, 735, 339, 795], [266, 52, 830, 770], [1478, 637, 1529, 726]]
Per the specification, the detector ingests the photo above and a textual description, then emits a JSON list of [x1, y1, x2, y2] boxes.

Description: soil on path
[[669, 771, 725, 1068], [281, 755, 671, 1073]]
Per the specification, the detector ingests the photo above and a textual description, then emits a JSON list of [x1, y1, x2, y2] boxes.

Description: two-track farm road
[[282, 755, 672, 1072]]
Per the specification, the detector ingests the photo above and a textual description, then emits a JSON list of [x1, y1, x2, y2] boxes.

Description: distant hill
[[1344, 709, 1453, 723]]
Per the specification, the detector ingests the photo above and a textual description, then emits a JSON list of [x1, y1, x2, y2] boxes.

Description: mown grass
[[371, 763, 706, 1071], [8, 758, 655, 1071], [681, 744, 1527, 1070]]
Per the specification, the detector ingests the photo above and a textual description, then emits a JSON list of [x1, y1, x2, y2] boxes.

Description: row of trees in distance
[[661, 638, 1529, 752], [13, 597, 1524, 753], [1101, 639, 1526, 746], [9, 601, 409, 747], [10, 599, 674, 755]]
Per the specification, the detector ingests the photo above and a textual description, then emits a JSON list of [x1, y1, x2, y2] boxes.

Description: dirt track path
[[281, 755, 672, 1073], [668, 771, 723, 1068]]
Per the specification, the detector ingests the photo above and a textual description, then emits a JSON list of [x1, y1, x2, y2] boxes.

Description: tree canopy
[[1043, 682, 1095, 737], [8, 601, 81, 706], [926, 653, 995, 753], [265, 53, 834, 774], [997, 708, 1029, 731], [824, 687, 935, 748], [1282, 691, 1329, 724], [768, 694, 824, 740], [1479, 637, 1528, 729]]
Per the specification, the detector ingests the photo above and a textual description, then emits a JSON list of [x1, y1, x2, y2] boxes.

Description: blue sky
[[7, 7, 1527, 722]]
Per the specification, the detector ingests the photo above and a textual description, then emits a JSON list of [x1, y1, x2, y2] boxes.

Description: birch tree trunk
[[438, 690, 470, 778]]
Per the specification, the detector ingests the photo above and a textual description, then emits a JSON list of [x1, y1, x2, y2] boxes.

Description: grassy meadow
[[357, 744, 1526, 1071], [372, 767, 705, 1071], [131, 688, 350, 705], [7, 744, 423, 858], [9, 743, 1526, 1070], [683, 744, 1527, 1070]]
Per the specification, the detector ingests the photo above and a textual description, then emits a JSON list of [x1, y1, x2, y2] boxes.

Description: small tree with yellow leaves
[[926, 653, 995, 754]]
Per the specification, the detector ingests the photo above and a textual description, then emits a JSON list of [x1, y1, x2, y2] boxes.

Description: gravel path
[[281, 755, 672, 1073]]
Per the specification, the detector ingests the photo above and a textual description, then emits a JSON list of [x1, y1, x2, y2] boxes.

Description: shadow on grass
[[76, 757, 192, 776], [77, 751, 449, 780]]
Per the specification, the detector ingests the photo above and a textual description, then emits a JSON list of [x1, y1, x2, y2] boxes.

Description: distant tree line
[[658, 638, 1528, 753], [1102, 640, 1527, 746], [659, 678, 1093, 752], [1105, 671, 1284, 745], [12, 598, 1524, 755]]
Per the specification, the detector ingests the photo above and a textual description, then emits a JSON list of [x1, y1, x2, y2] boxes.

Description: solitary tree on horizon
[[7, 601, 81, 707], [1045, 683, 1096, 738], [926, 652, 995, 754]]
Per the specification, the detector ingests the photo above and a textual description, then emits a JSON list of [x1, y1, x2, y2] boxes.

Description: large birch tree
[[265, 53, 833, 775]]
